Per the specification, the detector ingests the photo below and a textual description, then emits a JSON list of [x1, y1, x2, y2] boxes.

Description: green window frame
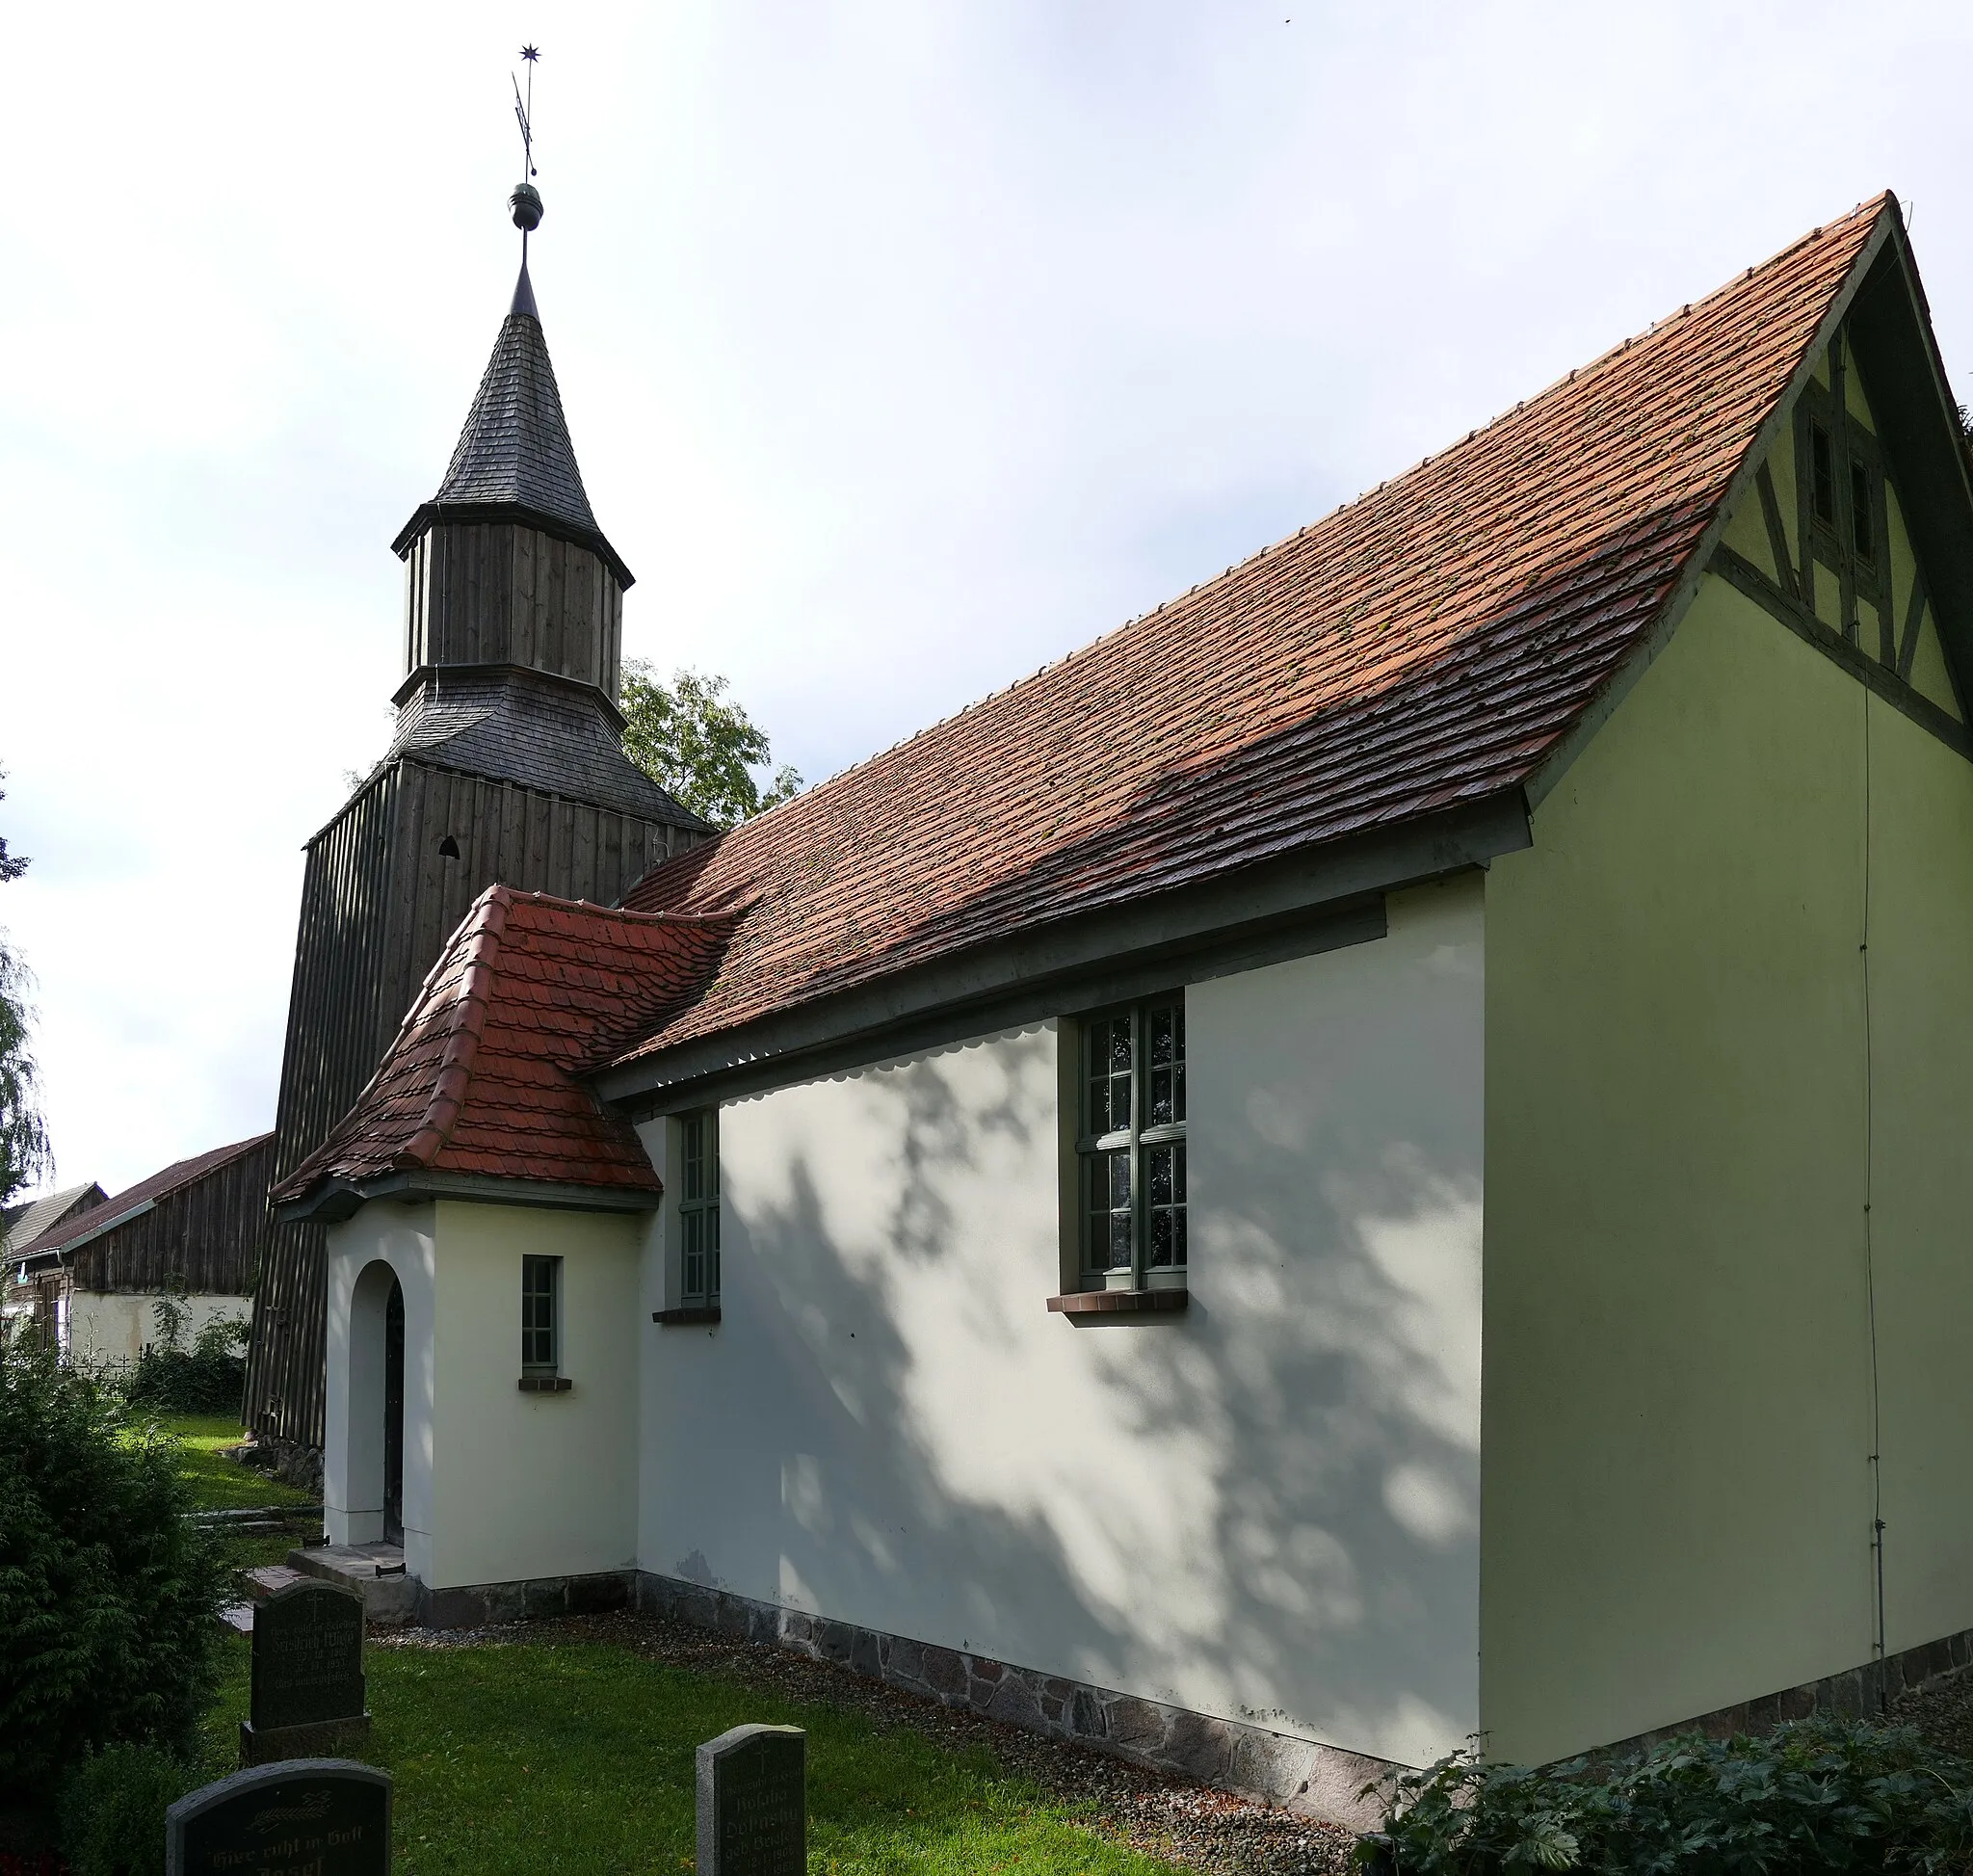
[[521, 1255, 560, 1376], [677, 1109, 722, 1309], [1077, 995, 1187, 1290]]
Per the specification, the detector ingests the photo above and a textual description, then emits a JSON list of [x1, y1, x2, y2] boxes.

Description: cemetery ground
[[145, 1412, 1354, 1875], [185, 1614, 1354, 1875]]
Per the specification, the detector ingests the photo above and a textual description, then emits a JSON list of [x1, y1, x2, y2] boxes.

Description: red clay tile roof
[[13, 1136, 272, 1261], [274, 887, 735, 1208], [613, 198, 1893, 1067]]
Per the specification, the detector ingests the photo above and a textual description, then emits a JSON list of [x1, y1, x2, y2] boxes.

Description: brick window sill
[[652, 1306, 722, 1327], [1046, 1288, 1189, 1319], [517, 1375, 573, 1392]]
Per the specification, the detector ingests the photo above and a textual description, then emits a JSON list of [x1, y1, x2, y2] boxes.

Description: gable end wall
[[1481, 568, 1973, 1764]]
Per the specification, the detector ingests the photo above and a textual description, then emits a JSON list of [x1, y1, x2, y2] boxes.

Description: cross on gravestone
[[241, 1580, 371, 1766], [167, 1759, 390, 1876], [697, 1724, 805, 1876]]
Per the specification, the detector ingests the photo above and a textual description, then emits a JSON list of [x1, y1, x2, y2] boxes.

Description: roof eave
[[276, 1167, 662, 1227], [12, 1197, 158, 1263], [593, 788, 1533, 1113], [391, 499, 636, 590]]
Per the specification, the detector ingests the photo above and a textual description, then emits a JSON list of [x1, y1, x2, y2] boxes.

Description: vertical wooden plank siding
[[73, 1137, 276, 1296], [245, 765, 403, 1442], [245, 757, 700, 1446], [406, 522, 620, 689]]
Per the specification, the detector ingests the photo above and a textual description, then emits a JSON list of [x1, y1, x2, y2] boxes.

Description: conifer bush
[[57, 1743, 193, 1876], [1355, 1718, 1973, 1873], [0, 1329, 227, 1794]]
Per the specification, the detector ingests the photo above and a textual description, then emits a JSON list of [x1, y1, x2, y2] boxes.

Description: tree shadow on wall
[[654, 1006, 1484, 1771]]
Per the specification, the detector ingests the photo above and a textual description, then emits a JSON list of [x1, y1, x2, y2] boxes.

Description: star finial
[[520, 44, 539, 62]]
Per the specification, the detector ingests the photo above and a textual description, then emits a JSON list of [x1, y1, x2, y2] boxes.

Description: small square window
[[521, 1255, 560, 1376]]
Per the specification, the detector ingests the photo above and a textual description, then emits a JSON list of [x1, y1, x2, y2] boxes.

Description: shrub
[[1356, 1717, 1973, 1874], [0, 1330, 227, 1795], [57, 1744, 195, 1876], [121, 1300, 249, 1415]]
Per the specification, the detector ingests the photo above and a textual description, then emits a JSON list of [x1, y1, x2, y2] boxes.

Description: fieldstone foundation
[[411, 1567, 635, 1632], [401, 1568, 1973, 1830], [633, 1571, 1396, 1827], [231, 1434, 323, 1497], [1598, 1622, 1973, 1762]]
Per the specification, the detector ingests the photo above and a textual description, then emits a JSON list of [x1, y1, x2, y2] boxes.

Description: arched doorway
[[334, 1257, 408, 1549], [383, 1277, 405, 1546]]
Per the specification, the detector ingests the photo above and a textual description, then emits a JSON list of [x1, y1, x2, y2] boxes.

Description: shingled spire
[[391, 261, 630, 586], [387, 250, 637, 708]]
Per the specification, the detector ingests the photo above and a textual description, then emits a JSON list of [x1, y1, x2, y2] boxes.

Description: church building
[[271, 193, 1973, 1822]]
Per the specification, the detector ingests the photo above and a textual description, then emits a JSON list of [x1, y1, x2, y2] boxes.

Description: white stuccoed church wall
[[636, 876, 1485, 1769], [324, 1200, 642, 1590]]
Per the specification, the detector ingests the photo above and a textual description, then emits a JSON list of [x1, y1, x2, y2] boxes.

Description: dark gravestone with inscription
[[697, 1724, 804, 1875], [241, 1580, 371, 1765], [167, 1759, 390, 1876]]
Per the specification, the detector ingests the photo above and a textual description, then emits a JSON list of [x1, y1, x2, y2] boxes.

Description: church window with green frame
[[677, 1108, 722, 1309], [521, 1255, 561, 1376], [1077, 996, 1187, 1289]]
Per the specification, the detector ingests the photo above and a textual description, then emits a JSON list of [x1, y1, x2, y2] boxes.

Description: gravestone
[[697, 1724, 805, 1875], [166, 1759, 390, 1876], [240, 1580, 371, 1766]]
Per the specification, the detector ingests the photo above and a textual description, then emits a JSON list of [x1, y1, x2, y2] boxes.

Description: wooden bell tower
[[245, 184, 709, 1455]]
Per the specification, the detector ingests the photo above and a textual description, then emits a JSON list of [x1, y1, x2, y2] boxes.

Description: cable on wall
[[1861, 678, 1887, 1700]]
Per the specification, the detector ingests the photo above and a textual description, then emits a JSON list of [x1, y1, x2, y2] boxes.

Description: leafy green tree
[[619, 663, 802, 831], [0, 767, 48, 1206]]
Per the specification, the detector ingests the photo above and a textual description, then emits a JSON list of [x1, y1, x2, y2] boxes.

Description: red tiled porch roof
[[274, 886, 735, 1212]]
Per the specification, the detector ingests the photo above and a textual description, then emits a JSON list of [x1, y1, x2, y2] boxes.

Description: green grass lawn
[[143, 1416, 1180, 1870], [129, 1409, 319, 1514], [194, 1634, 1188, 1876]]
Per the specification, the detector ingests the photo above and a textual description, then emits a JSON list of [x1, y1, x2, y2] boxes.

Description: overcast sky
[[4, 0, 1971, 1196]]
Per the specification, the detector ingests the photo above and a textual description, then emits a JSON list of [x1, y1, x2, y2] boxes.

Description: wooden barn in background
[[243, 255, 708, 1451], [2, 1133, 272, 1359]]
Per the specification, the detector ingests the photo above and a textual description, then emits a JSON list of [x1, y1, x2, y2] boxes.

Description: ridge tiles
[[613, 198, 1895, 1067], [274, 886, 737, 1204]]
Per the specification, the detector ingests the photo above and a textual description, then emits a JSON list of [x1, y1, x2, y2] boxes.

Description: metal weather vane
[[513, 45, 540, 179], [510, 45, 544, 255]]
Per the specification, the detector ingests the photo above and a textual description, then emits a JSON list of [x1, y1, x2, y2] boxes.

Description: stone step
[[245, 1564, 308, 1601], [287, 1544, 420, 1626]]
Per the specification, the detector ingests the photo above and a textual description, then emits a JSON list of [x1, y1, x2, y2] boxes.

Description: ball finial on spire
[[511, 183, 544, 231]]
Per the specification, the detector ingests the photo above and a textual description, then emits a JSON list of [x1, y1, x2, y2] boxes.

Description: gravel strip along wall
[[405, 1565, 1393, 1826], [633, 1572, 1396, 1828]]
